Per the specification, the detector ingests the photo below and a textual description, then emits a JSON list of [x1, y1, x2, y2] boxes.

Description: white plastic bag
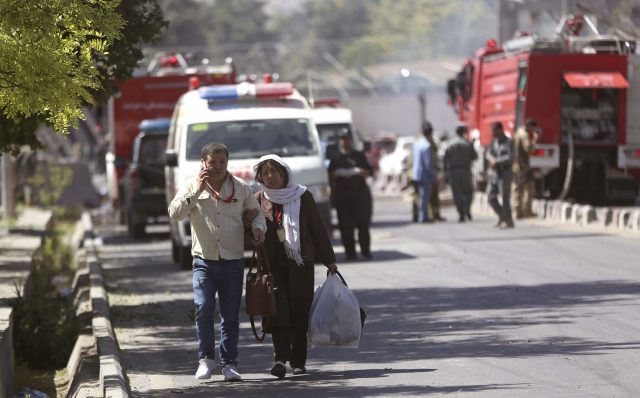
[[308, 273, 362, 347]]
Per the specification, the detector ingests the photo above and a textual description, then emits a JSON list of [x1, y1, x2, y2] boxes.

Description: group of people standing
[[411, 118, 540, 227], [411, 121, 476, 223], [168, 134, 373, 382]]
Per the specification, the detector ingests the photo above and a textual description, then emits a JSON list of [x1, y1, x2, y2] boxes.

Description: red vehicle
[[448, 15, 640, 204], [106, 53, 236, 218]]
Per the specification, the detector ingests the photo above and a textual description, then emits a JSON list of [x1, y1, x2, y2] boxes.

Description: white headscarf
[[255, 154, 307, 265]]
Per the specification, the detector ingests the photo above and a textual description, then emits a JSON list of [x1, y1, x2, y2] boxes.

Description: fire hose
[[558, 131, 574, 200]]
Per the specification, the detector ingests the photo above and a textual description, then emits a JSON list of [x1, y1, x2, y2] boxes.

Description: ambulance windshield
[[185, 118, 319, 160]]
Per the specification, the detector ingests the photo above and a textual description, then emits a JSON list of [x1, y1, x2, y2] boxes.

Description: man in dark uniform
[[513, 118, 540, 219], [487, 121, 515, 228], [444, 123, 477, 222], [329, 128, 374, 261]]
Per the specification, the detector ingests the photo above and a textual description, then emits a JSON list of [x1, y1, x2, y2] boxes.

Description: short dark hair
[[491, 121, 504, 132], [525, 118, 538, 128], [455, 124, 468, 135], [422, 121, 433, 136], [254, 159, 289, 186], [201, 142, 229, 160]]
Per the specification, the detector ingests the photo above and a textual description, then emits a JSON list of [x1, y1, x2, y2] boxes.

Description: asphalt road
[[93, 194, 640, 397]]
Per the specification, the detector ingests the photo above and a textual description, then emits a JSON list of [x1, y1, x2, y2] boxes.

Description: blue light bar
[[138, 118, 171, 131], [199, 85, 242, 100]]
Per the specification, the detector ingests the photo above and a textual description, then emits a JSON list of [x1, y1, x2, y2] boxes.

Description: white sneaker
[[195, 358, 215, 379], [222, 365, 242, 382]]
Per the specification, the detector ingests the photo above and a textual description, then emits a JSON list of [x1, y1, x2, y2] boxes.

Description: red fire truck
[[105, 52, 236, 218], [448, 15, 640, 204]]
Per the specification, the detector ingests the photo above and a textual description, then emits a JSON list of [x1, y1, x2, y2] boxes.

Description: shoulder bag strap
[[250, 315, 266, 342], [257, 243, 272, 274], [248, 247, 257, 274]]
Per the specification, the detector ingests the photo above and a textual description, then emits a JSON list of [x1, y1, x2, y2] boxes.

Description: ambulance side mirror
[[165, 150, 178, 167]]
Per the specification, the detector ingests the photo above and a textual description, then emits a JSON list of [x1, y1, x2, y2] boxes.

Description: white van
[[165, 81, 332, 269], [312, 107, 362, 165]]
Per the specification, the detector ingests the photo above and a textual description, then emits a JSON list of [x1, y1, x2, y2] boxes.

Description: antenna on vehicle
[[307, 70, 315, 108]]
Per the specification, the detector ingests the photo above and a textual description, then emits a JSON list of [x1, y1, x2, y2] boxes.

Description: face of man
[[202, 152, 228, 182], [339, 136, 353, 151], [492, 125, 503, 138]]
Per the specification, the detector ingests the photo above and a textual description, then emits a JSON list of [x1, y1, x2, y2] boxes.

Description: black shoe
[[501, 220, 515, 229], [291, 366, 307, 375], [466, 212, 473, 221], [361, 252, 373, 260], [434, 216, 446, 222], [458, 216, 465, 223], [271, 362, 286, 379]]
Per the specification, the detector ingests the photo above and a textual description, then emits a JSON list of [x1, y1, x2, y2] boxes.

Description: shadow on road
[[110, 276, 640, 396]]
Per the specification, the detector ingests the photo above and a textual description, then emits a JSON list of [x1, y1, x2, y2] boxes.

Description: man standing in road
[[412, 121, 437, 223], [513, 118, 540, 219], [329, 128, 374, 261], [168, 142, 266, 381], [444, 123, 477, 222], [487, 122, 515, 228]]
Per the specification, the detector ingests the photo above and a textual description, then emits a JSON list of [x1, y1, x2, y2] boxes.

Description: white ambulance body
[[165, 82, 331, 268]]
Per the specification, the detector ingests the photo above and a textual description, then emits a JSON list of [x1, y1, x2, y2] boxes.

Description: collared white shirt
[[168, 174, 266, 261]]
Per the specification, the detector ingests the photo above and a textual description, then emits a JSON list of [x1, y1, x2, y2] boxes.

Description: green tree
[[342, 0, 451, 66], [274, 0, 372, 75], [0, 0, 167, 154], [92, 1, 168, 105], [0, 1, 123, 135]]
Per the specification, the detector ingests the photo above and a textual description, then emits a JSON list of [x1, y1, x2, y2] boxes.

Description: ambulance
[[164, 79, 332, 269]]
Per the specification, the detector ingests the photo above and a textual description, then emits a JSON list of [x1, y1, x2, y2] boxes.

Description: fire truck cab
[[448, 15, 640, 204]]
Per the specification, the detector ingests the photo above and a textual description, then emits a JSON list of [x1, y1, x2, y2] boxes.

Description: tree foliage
[[0, 0, 123, 134], [0, 0, 167, 154]]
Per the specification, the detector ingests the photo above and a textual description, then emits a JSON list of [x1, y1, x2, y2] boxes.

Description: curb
[[473, 192, 640, 234], [82, 212, 129, 398]]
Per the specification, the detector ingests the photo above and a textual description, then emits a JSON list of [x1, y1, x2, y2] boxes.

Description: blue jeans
[[417, 181, 433, 222], [192, 256, 244, 367]]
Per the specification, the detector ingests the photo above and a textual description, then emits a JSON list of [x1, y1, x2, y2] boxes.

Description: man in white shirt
[[169, 142, 266, 382]]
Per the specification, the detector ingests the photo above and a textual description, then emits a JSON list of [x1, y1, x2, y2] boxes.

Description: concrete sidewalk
[[0, 208, 53, 398]]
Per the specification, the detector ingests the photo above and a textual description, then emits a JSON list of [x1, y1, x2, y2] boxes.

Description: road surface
[[93, 194, 640, 397]]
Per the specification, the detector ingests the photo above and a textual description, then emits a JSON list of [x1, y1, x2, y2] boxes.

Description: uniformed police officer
[[487, 121, 515, 228], [513, 118, 540, 219], [328, 128, 374, 260], [426, 127, 446, 222], [444, 123, 477, 222]]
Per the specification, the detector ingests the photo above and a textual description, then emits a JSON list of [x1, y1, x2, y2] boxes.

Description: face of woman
[[260, 162, 286, 189]]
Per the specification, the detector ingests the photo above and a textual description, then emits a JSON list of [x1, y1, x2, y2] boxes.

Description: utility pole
[[0, 154, 16, 219]]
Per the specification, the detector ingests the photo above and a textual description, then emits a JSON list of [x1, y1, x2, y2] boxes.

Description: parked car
[[378, 136, 416, 178], [121, 118, 170, 238]]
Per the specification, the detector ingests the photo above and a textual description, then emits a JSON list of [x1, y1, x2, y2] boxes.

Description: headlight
[[307, 183, 331, 203]]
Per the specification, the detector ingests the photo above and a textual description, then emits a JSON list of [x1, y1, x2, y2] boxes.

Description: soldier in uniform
[[513, 118, 540, 219], [328, 128, 374, 260], [426, 127, 446, 222], [444, 123, 477, 222], [487, 121, 515, 228]]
